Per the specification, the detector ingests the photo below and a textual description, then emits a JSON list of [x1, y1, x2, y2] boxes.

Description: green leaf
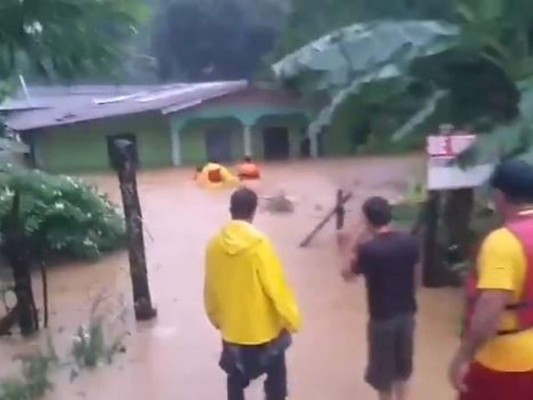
[[273, 20, 460, 140], [308, 65, 406, 137], [273, 20, 460, 84], [459, 119, 526, 165], [392, 90, 448, 141]]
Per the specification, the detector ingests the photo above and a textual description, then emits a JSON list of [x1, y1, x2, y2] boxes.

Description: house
[[1, 81, 313, 172]]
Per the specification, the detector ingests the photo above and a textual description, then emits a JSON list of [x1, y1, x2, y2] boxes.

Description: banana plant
[[272, 20, 460, 140], [453, 0, 533, 164], [272, 0, 533, 164]]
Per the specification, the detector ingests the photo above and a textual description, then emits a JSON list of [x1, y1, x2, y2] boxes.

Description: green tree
[[272, 0, 533, 286], [0, 0, 145, 336], [0, 0, 147, 86], [272, 0, 454, 60]]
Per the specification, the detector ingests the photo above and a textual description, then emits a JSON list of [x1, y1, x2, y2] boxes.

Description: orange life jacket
[[207, 168, 223, 183], [465, 215, 533, 336], [238, 163, 261, 180]]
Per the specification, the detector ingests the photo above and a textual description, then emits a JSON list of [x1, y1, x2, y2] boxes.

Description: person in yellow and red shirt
[[449, 159, 533, 399], [204, 187, 301, 400]]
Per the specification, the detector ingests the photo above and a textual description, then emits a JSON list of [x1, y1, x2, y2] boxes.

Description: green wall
[[35, 112, 172, 172], [179, 118, 244, 165], [171, 103, 309, 165], [31, 102, 310, 171], [175, 112, 308, 166]]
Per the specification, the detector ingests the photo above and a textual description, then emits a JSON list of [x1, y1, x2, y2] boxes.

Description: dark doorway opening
[[205, 127, 233, 162], [263, 127, 290, 160], [107, 133, 139, 169], [300, 138, 310, 158]]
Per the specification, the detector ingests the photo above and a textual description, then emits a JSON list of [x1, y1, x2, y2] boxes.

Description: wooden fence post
[[335, 189, 346, 230], [2, 190, 39, 335], [300, 190, 353, 247], [422, 190, 446, 287], [109, 138, 157, 321]]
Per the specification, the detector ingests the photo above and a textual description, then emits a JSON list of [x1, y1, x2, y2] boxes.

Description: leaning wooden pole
[[335, 189, 346, 231], [300, 190, 353, 248], [109, 138, 157, 321]]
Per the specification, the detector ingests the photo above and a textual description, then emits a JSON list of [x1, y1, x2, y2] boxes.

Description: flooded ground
[[0, 155, 461, 399]]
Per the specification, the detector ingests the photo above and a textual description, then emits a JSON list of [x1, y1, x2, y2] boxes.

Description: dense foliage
[[272, 0, 533, 161], [0, 0, 289, 84], [0, 0, 147, 86], [0, 169, 125, 261], [271, 0, 454, 62]]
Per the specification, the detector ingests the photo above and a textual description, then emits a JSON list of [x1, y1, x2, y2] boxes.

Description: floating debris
[[261, 190, 295, 214]]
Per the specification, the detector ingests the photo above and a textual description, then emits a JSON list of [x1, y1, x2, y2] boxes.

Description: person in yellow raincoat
[[197, 159, 239, 189], [204, 187, 301, 400]]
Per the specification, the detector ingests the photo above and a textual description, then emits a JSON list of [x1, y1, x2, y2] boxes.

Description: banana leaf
[[459, 84, 533, 165], [273, 20, 459, 90], [391, 89, 448, 141], [308, 65, 408, 137], [272, 20, 460, 138]]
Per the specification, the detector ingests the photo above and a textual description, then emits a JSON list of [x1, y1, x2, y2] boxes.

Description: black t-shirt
[[354, 231, 419, 321]]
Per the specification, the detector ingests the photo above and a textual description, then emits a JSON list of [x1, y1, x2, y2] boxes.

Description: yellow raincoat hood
[[218, 220, 263, 256]]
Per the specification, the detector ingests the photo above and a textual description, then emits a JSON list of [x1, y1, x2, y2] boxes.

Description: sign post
[[426, 134, 493, 190], [423, 131, 493, 287]]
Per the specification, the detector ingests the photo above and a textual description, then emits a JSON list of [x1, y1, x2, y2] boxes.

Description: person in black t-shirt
[[338, 196, 420, 400]]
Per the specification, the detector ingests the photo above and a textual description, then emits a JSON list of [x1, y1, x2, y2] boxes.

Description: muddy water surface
[[0, 156, 460, 399]]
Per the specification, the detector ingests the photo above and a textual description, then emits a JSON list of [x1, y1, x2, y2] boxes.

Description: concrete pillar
[[243, 124, 252, 157], [171, 119, 187, 166], [310, 132, 319, 157]]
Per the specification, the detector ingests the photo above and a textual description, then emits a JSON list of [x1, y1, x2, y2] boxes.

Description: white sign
[[426, 134, 476, 158], [426, 135, 493, 190]]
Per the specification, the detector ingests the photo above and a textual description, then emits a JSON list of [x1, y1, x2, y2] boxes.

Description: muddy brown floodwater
[[0, 156, 462, 400]]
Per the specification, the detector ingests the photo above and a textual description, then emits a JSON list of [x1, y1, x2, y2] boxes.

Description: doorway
[[205, 127, 233, 162], [262, 127, 290, 160]]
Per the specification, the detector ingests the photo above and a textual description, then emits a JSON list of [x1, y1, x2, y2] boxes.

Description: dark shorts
[[219, 333, 291, 400], [366, 313, 415, 392], [459, 362, 533, 400]]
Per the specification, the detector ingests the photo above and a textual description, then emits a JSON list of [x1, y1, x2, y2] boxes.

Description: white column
[[310, 132, 319, 157], [171, 120, 186, 166], [243, 124, 252, 157]]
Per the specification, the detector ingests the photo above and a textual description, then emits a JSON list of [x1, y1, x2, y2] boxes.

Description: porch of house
[[168, 94, 312, 166]]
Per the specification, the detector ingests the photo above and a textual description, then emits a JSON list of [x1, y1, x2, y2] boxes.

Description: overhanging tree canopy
[[0, 0, 147, 83], [272, 20, 460, 138], [272, 0, 533, 164]]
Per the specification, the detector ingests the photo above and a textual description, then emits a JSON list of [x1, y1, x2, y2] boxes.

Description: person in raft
[[449, 159, 533, 399], [204, 187, 301, 400], [237, 156, 261, 180], [198, 159, 238, 187]]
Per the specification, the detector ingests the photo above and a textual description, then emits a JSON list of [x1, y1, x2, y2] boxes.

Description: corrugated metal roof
[[3, 81, 248, 132]]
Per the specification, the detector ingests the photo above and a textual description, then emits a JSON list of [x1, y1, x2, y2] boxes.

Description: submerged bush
[[0, 169, 125, 260], [0, 352, 55, 400]]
